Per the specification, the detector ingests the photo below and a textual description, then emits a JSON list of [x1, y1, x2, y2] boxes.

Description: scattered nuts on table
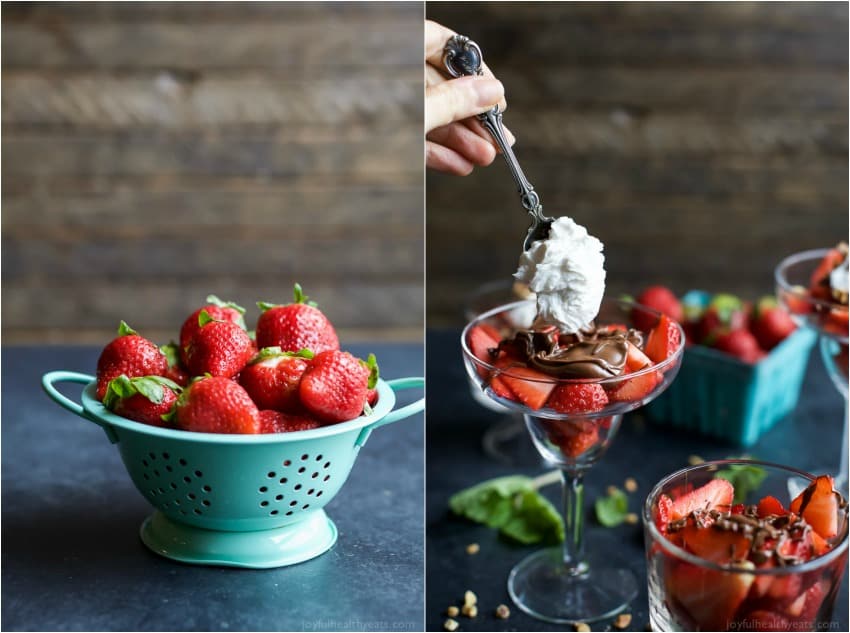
[[466, 543, 480, 555], [575, 622, 591, 632], [606, 485, 620, 497], [625, 512, 639, 525], [461, 604, 478, 618], [613, 613, 633, 629], [443, 618, 459, 631], [624, 478, 638, 493], [446, 606, 459, 617], [495, 604, 510, 619], [463, 590, 477, 607]]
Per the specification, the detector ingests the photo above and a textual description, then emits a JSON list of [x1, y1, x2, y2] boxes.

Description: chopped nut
[[443, 618, 459, 632], [613, 613, 632, 629], [625, 512, 639, 525], [461, 604, 478, 618], [688, 455, 704, 466], [465, 543, 480, 555], [495, 604, 510, 619], [624, 478, 638, 493], [575, 623, 591, 632], [606, 485, 620, 497], [463, 590, 477, 607], [446, 606, 459, 617]]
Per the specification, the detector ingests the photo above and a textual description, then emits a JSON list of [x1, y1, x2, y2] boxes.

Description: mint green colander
[[42, 371, 424, 569]]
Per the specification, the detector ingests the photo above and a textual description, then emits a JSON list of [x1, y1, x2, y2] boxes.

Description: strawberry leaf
[[205, 295, 246, 315], [292, 283, 318, 308], [198, 309, 217, 328], [131, 377, 166, 404], [362, 401, 374, 417], [160, 342, 181, 368], [103, 374, 135, 409], [117, 321, 138, 337], [256, 301, 280, 312], [362, 353, 380, 389], [293, 348, 315, 360], [595, 487, 629, 527]]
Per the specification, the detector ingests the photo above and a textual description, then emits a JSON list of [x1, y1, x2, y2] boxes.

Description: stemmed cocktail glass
[[461, 298, 685, 623], [775, 249, 849, 490]]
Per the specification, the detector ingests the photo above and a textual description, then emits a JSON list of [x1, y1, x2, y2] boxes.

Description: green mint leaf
[[117, 321, 138, 337], [594, 487, 629, 527], [205, 295, 246, 315], [715, 461, 767, 504], [449, 475, 565, 545]]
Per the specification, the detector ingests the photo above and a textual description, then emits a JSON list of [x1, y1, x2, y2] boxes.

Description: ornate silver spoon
[[443, 34, 554, 251]]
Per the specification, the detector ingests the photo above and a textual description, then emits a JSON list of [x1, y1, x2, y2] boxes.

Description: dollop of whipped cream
[[830, 259, 849, 301], [514, 216, 606, 333]]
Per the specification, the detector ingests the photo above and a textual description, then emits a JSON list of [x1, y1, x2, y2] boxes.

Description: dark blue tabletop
[[425, 328, 848, 632], [2, 343, 424, 632]]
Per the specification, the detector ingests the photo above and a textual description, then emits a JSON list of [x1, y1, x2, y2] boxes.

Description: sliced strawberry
[[632, 286, 683, 332], [666, 561, 755, 631], [743, 610, 792, 631], [555, 425, 600, 458], [790, 475, 838, 539], [787, 580, 826, 626], [645, 314, 682, 364], [670, 479, 734, 521], [497, 366, 555, 410], [656, 494, 674, 534], [823, 309, 849, 338], [783, 289, 813, 316], [809, 529, 830, 556], [681, 524, 751, 564], [489, 374, 518, 402], [625, 341, 652, 372], [810, 248, 844, 286], [766, 573, 803, 606], [757, 495, 788, 518], [606, 369, 661, 403], [547, 383, 608, 415], [468, 325, 500, 364]]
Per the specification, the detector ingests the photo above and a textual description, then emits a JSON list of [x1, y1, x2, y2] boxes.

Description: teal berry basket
[[644, 327, 817, 446], [42, 371, 424, 569]]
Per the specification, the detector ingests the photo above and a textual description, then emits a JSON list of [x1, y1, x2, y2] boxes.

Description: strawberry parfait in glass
[[645, 460, 849, 632], [461, 217, 686, 623]]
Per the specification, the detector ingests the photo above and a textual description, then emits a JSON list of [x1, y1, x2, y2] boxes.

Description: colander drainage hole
[[179, 458, 187, 466], [202, 485, 212, 492], [202, 500, 211, 507], [303, 504, 310, 510], [316, 491, 323, 497], [258, 486, 268, 493], [194, 509, 202, 515], [289, 501, 297, 507], [311, 472, 319, 479], [307, 489, 314, 495], [180, 510, 187, 515], [323, 461, 330, 469], [188, 493, 196, 500], [301, 454, 309, 461], [315, 454, 323, 461], [158, 487, 165, 493], [194, 470, 203, 477], [174, 500, 181, 506], [149, 452, 156, 460], [275, 494, 283, 501], [166, 465, 173, 473], [170, 483, 177, 490], [267, 471, 276, 478], [143, 474, 150, 480], [324, 475, 330, 482], [142, 459, 149, 467], [153, 470, 160, 477], [162, 452, 170, 459], [286, 511, 293, 516], [298, 467, 306, 474], [279, 477, 287, 484], [260, 501, 269, 507], [183, 476, 191, 483], [270, 510, 279, 516], [294, 484, 302, 491]]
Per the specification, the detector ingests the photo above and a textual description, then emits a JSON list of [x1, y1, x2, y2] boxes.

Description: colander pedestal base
[[140, 509, 338, 568]]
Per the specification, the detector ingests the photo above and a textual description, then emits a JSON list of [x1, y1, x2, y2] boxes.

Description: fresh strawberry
[[547, 383, 608, 415], [669, 479, 734, 521], [632, 286, 683, 332], [625, 341, 652, 371], [96, 321, 169, 400], [238, 347, 313, 412], [810, 248, 845, 287], [256, 284, 339, 354], [823, 308, 849, 338], [751, 297, 797, 351], [366, 387, 379, 407], [667, 561, 755, 631], [160, 342, 190, 386], [783, 288, 813, 315], [556, 425, 599, 458], [656, 494, 674, 533], [787, 580, 826, 625], [645, 314, 682, 364], [680, 523, 751, 564], [299, 351, 378, 423], [714, 328, 763, 363], [103, 375, 181, 427], [496, 365, 556, 410], [258, 410, 321, 434], [790, 475, 838, 539], [698, 294, 747, 343], [178, 295, 246, 365], [172, 376, 261, 434], [743, 610, 792, 631], [757, 495, 788, 518], [185, 312, 255, 378], [606, 369, 661, 403], [468, 324, 500, 364]]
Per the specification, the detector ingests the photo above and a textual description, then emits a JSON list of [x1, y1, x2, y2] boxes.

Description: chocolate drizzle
[[497, 324, 643, 379]]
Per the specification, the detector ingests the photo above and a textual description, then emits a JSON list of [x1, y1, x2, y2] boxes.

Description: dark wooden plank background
[[426, 1, 848, 327], [2, 1, 424, 344]]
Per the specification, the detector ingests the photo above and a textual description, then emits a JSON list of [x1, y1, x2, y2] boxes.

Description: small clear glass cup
[[462, 298, 685, 623], [775, 249, 849, 490], [644, 460, 849, 632]]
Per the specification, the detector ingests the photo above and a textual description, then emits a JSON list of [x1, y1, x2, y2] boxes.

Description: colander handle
[[42, 371, 119, 443], [355, 377, 425, 447]]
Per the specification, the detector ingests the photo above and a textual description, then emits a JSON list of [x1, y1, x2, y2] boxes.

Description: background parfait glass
[[775, 249, 849, 490], [461, 298, 686, 623]]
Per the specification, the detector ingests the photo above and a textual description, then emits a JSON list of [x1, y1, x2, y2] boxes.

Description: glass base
[[507, 546, 638, 624]]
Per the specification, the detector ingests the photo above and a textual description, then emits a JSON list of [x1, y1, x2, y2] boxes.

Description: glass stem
[[560, 468, 588, 575]]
